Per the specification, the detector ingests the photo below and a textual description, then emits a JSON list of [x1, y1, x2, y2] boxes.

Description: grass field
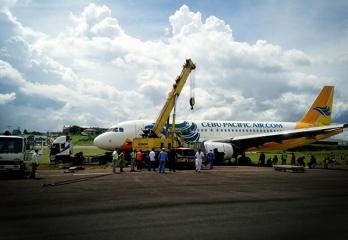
[[70, 134, 95, 145], [245, 150, 348, 166]]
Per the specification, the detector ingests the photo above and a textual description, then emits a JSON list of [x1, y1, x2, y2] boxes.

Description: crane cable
[[189, 70, 195, 110]]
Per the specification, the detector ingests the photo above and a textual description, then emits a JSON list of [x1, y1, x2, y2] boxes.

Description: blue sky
[[0, 0, 347, 138]]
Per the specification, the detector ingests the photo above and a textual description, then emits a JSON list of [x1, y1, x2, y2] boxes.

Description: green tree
[[12, 128, 21, 135], [69, 125, 83, 135], [4, 130, 11, 135]]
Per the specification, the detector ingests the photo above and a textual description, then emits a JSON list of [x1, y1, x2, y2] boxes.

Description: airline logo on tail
[[296, 86, 334, 128], [313, 106, 331, 117]]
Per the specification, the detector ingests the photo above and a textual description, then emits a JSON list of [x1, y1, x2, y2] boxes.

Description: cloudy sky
[[0, 0, 347, 138]]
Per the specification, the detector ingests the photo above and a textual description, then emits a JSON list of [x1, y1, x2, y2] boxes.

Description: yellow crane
[[132, 59, 196, 152]]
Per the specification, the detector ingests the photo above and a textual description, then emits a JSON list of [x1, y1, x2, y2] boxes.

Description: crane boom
[[152, 59, 196, 137]]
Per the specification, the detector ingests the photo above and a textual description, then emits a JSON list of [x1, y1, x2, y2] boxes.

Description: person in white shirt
[[148, 149, 156, 171], [195, 149, 205, 172], [30, 149, 40, 179]]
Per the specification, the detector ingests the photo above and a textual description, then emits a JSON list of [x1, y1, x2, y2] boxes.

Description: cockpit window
[[106, 127, 123, 132]]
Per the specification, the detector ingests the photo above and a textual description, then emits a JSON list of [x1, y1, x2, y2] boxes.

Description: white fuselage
[[94, 119, 296, 151]]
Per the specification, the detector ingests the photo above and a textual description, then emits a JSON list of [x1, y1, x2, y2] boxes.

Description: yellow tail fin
[[296, 86, 334, 128]]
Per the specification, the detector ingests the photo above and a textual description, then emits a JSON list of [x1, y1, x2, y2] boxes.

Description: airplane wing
[[209, 123, 348, 152]]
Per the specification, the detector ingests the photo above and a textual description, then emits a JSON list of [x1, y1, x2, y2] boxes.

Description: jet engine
[[203, 141, 234, 160]]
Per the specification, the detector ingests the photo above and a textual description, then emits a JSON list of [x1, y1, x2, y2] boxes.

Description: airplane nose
[[94, 132, 117, 150], [93, 134, 103, 148]]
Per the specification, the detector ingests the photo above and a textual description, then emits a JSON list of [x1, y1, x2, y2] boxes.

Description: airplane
[[94, 86, 347, 159]]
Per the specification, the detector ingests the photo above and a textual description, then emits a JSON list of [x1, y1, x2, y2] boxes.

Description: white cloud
[[0, 59, 26, 85], [169, 5, 203, 36], [283, 49, 311, 67], [0, 92, 16, 104], [69, 3, 124, 38]]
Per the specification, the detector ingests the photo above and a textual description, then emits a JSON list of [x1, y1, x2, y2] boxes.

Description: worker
[[144, 151, 150, 171], [297, 155, 305, 166], [308, 154, 317, 169], [329, 152, 336, 168], [207, 149, 215, 170], [148, 148, 156, 171], [272, 154, 279, 166], [291, 152, 296, 165], [30, 149, 40, 179], [238, 152, 251, 165], [158, 148, 168, 173], [195, 149, 204, 172], [266, 157, 272, 167], [168, 149, 177, 172], [136, 150, 143, 170], [130, 150, 136, 172], [281, 151, 287, 165], [258, 152, 266, 166], [119, 151, 125, 173], [112, 148, 119, 174]]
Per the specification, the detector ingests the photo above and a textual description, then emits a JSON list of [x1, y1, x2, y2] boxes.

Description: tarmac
[[1, 166, 348, 240]]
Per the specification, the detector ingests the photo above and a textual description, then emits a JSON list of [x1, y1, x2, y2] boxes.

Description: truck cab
[[0, 135, 26, 174], [49, 136, 73, 164]]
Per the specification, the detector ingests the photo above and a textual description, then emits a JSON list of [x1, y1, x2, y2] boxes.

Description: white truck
[[49, 136, 73, 164], [0, 135, 27, 175]]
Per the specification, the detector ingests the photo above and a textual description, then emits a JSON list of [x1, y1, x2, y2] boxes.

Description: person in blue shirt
[[158, 148, 168, 173], [207, 149, 215, 170]]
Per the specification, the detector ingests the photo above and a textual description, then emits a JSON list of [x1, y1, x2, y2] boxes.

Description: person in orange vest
[[136, 150, 143, 170]]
